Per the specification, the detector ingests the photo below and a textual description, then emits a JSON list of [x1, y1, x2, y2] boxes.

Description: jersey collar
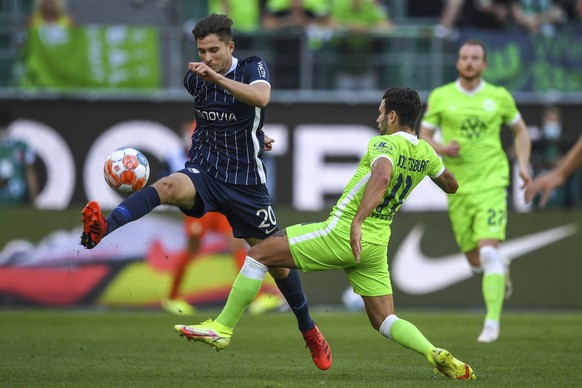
[[391, 131, 419, 145], [455, 78, 485, 96], [225, 57, 239, 75]]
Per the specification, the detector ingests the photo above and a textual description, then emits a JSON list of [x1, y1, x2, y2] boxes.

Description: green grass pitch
[[1, 309, 581, 387]]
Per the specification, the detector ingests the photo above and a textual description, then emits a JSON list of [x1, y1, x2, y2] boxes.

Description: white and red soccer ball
[[103, 147, 150, 193]]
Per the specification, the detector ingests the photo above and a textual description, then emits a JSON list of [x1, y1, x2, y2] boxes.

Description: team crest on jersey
[[460, 116, 486, 139], [483, 99, 496, 111]]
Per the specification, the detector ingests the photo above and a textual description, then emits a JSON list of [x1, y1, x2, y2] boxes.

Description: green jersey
[[266, 0, 329, 16], [331, 0, 388, 26], [209, 0, 260, 32], [328, 132, 444, 246], [422, 80, 520, 194]]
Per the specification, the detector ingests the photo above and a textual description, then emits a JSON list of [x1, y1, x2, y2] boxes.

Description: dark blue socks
[[275, 269, 315, 332], [105, 186, 161, 235]]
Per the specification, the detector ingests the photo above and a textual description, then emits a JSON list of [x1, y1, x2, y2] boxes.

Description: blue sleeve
[[183, 71, 194, 95], [245, 56, 270, 85]]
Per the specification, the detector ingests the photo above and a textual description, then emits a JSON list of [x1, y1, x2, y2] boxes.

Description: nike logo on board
[[392, 223, 578, 294]]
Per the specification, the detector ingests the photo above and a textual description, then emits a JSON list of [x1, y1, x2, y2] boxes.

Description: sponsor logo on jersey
[[460, 116, 486, 139], [194, 109, 237, 122], [372, 141, 393, 154], [257, 61, 267, 79]]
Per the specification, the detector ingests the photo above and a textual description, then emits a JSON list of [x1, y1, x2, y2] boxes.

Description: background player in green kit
[[174, 88, 476, 380], [419, 39, 531, 343]]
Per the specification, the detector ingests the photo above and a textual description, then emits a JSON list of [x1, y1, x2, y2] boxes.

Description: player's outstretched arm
[[188, 61, 271, 108], [350, 157, 392, 263], [525, 134, 582, 207], [419, 126, 460, 157], [432, 168, 458, 194], [216, 78, 271, 108], [551, 134, 582, 179]]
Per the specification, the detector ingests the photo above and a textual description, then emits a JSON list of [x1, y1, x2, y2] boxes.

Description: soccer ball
[[103, 147, 150, 193]]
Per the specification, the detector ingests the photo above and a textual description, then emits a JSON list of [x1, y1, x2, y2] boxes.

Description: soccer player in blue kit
[[174, 88, 476, 380], [80, 13, 332, 370]]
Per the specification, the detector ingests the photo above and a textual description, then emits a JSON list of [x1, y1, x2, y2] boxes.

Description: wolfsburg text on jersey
[[396, 155, 429, 172]]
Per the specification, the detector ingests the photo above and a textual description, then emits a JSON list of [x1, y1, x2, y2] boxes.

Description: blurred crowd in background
[[0, 0, 581, 209], [0, 0, 582, 91]]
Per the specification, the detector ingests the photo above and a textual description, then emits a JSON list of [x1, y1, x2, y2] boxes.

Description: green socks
[[483, 273, 504, 321], [384, 317, 435, 365], [216, 272, 263, 329]]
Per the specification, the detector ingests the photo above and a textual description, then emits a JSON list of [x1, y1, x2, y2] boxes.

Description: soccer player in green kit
[[419, 39, 531, 343], [174, 88, 476, 380]]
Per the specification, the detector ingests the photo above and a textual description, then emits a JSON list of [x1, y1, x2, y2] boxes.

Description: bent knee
[[153, 174, 195, 205], [465, 249, 480, 268], [479, 246, 505, 275], [267, 266, 289, 279], [152, 176, 175, 200]]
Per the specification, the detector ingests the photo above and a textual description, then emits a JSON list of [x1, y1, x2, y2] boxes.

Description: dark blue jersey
[[184, 56, 270, 186]]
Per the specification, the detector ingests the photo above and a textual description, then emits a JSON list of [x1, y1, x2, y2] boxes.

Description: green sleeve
[[265, 0, 290, 12], [427, 149, 444, 178], [499, 87, 520, 126], [368, 136, 397, 167], [422, 89, 441, 129]]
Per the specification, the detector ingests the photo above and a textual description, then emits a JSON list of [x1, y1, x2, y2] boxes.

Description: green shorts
[[447, 188, 507, 253], [286, 220, 392, 297]]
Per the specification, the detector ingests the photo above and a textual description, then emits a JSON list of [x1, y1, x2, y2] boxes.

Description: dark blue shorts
[[177, 162, 279, 239]]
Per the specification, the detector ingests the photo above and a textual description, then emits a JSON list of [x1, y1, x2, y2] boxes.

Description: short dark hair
[[460, 39, 487, 61], [192, 13, 233, 42], [382, 88, 422, 130]]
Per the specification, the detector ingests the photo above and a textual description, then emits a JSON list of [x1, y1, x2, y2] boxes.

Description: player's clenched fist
[[188, 62, 212, 79]]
